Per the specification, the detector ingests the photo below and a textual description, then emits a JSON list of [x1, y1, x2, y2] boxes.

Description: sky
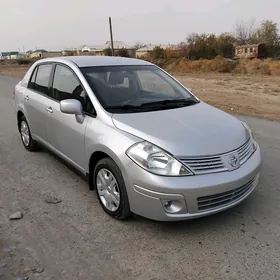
[[1, 0, 280, 51]]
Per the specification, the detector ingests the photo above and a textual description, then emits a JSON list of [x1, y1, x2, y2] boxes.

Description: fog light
[[164, 201, 172, 208], [161, 199, 185, 214]]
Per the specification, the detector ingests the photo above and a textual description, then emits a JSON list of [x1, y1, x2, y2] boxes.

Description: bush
[[103, 48, 112, 56], [265, 58, 280, 75], [245, 59, 271, 75], [17, 59, 34, 65], [151, 46, 166, 59], [118, 48, 130, 57], [145, 57, 280, 76]]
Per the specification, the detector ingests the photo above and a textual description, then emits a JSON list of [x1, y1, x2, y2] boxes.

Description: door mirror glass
[[60, 99, 85, 124]]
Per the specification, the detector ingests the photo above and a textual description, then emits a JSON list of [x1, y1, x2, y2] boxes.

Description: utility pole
[[109, 16, 114, 56]]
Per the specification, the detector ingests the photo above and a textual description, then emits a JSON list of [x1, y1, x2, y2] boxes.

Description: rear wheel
[[93, 158, 131, 220], [19, 116, 39, 151]]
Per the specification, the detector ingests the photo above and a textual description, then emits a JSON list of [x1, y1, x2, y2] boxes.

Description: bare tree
[[234, 19, 257, 45], [134, 41, 145, 49], [186, 33, 198, 45]]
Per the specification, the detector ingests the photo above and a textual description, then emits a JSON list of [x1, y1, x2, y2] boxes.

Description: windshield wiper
[[140, 98, 199, 107], [104, 104, 145, 111], [104, 99, 199, 112]]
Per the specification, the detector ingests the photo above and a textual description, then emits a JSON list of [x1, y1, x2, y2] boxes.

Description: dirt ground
[[1, 76, 280, 280], [1, 65, 280, 121], [176, 73, 280, 121], [0, 65, 29, 79]]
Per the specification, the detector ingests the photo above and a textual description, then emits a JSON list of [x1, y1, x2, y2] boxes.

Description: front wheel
[[93, 158, 131, 220]]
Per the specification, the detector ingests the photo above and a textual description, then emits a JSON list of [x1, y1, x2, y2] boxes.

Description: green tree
[[118, 48, 130, 57], [151, 46, 166, 59], [216, 33, 236, 58], [251, 20, 280, 57], [177, 42, 189, 57], [187, 33, 218, 59], [103, 48, 112, 56], [252, 20, 278, 45]]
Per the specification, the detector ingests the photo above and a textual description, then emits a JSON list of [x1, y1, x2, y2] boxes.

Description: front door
[[45, 64, 89, 172]]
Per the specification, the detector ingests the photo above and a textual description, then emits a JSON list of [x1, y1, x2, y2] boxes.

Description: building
[[81, 41, 136, 57], [135, 44, 178, 58], [234, 43, 266, 59], [8, 51, 19, 59], [0, 51, 27, 59], [0, 52, 10, 59], [29, 49, 48, 58], [81, 45, 105, 56], [29, 50, 62, 59], [136, 44, 157, 57], [62, 48, 81, 56]]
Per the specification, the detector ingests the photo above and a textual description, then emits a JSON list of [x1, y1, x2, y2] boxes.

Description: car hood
[[112, 102, 249, 156]]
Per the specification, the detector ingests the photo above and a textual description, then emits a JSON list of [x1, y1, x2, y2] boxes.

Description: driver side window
[[52, 64, 96, 116], [52, 65, 84, 102]]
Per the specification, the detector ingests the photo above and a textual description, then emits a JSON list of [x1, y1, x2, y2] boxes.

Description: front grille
[[180, 156, 226, 175], [197, 178, 255, 211], [179, 138, 255, 175]]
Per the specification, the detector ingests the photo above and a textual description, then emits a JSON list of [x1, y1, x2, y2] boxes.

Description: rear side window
[[28, 67, 38, 89], [33, 64, 53, 95]]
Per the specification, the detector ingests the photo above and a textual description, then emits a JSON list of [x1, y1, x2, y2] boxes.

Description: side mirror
[[60, 99, 85, 124]]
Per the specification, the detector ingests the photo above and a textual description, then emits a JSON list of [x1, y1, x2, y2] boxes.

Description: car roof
[[38, 56, 153, 67]]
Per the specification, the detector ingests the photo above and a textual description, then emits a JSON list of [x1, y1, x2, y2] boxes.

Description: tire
[[19, 116, 39, 151], [93, 158, 131, 220]]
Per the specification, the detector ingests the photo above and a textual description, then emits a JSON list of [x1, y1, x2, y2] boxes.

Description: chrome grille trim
[[197, 178, 255, 211], [238, 139, 255, 164], [178, 138, 255, 175], [181, 156, 226, 174]]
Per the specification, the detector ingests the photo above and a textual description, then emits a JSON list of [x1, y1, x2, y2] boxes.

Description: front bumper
[[124, 145, 262, 221]]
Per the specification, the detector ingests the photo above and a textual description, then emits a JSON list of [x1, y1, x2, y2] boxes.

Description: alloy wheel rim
[[96, 168, 120, 212], [20, 121, 30, 147]]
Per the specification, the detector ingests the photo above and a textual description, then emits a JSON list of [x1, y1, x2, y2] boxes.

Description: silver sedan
[[14, 56, 262, 221]]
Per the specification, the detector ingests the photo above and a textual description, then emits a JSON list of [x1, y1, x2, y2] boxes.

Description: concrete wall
[[136, 51, 150, 58], [42, 52, 62, 58], [30, 52, 62, 58], [80, 51, 104, 56]]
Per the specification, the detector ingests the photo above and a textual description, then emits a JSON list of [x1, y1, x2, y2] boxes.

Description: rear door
[[24, 63, 53, 142], [45, 64, 91, 172]]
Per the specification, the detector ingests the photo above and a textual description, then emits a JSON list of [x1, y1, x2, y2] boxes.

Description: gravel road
[[0, 76, 280, 280]]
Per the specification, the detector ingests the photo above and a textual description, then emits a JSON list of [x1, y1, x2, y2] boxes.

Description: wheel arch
[[17, 110, 25, 132], [87, 142, 129, 190], [88, 150, 115, 190]]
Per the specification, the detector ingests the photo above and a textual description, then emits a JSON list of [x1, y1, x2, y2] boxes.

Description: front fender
[[84, 118, 142, 175]]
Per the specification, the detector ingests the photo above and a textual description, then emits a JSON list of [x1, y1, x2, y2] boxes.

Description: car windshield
[[80, 65, 199, 113]]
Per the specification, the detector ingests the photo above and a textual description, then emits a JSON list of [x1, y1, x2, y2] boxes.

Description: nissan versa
[[13, 56, 262, 221]]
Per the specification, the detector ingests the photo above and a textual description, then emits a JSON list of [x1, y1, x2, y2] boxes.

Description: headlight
[[126, 141, 193, 176]]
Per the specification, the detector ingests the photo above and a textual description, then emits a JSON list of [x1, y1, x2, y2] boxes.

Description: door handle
[[24, 95, 29, 101], [45, 106, 53, 113]]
